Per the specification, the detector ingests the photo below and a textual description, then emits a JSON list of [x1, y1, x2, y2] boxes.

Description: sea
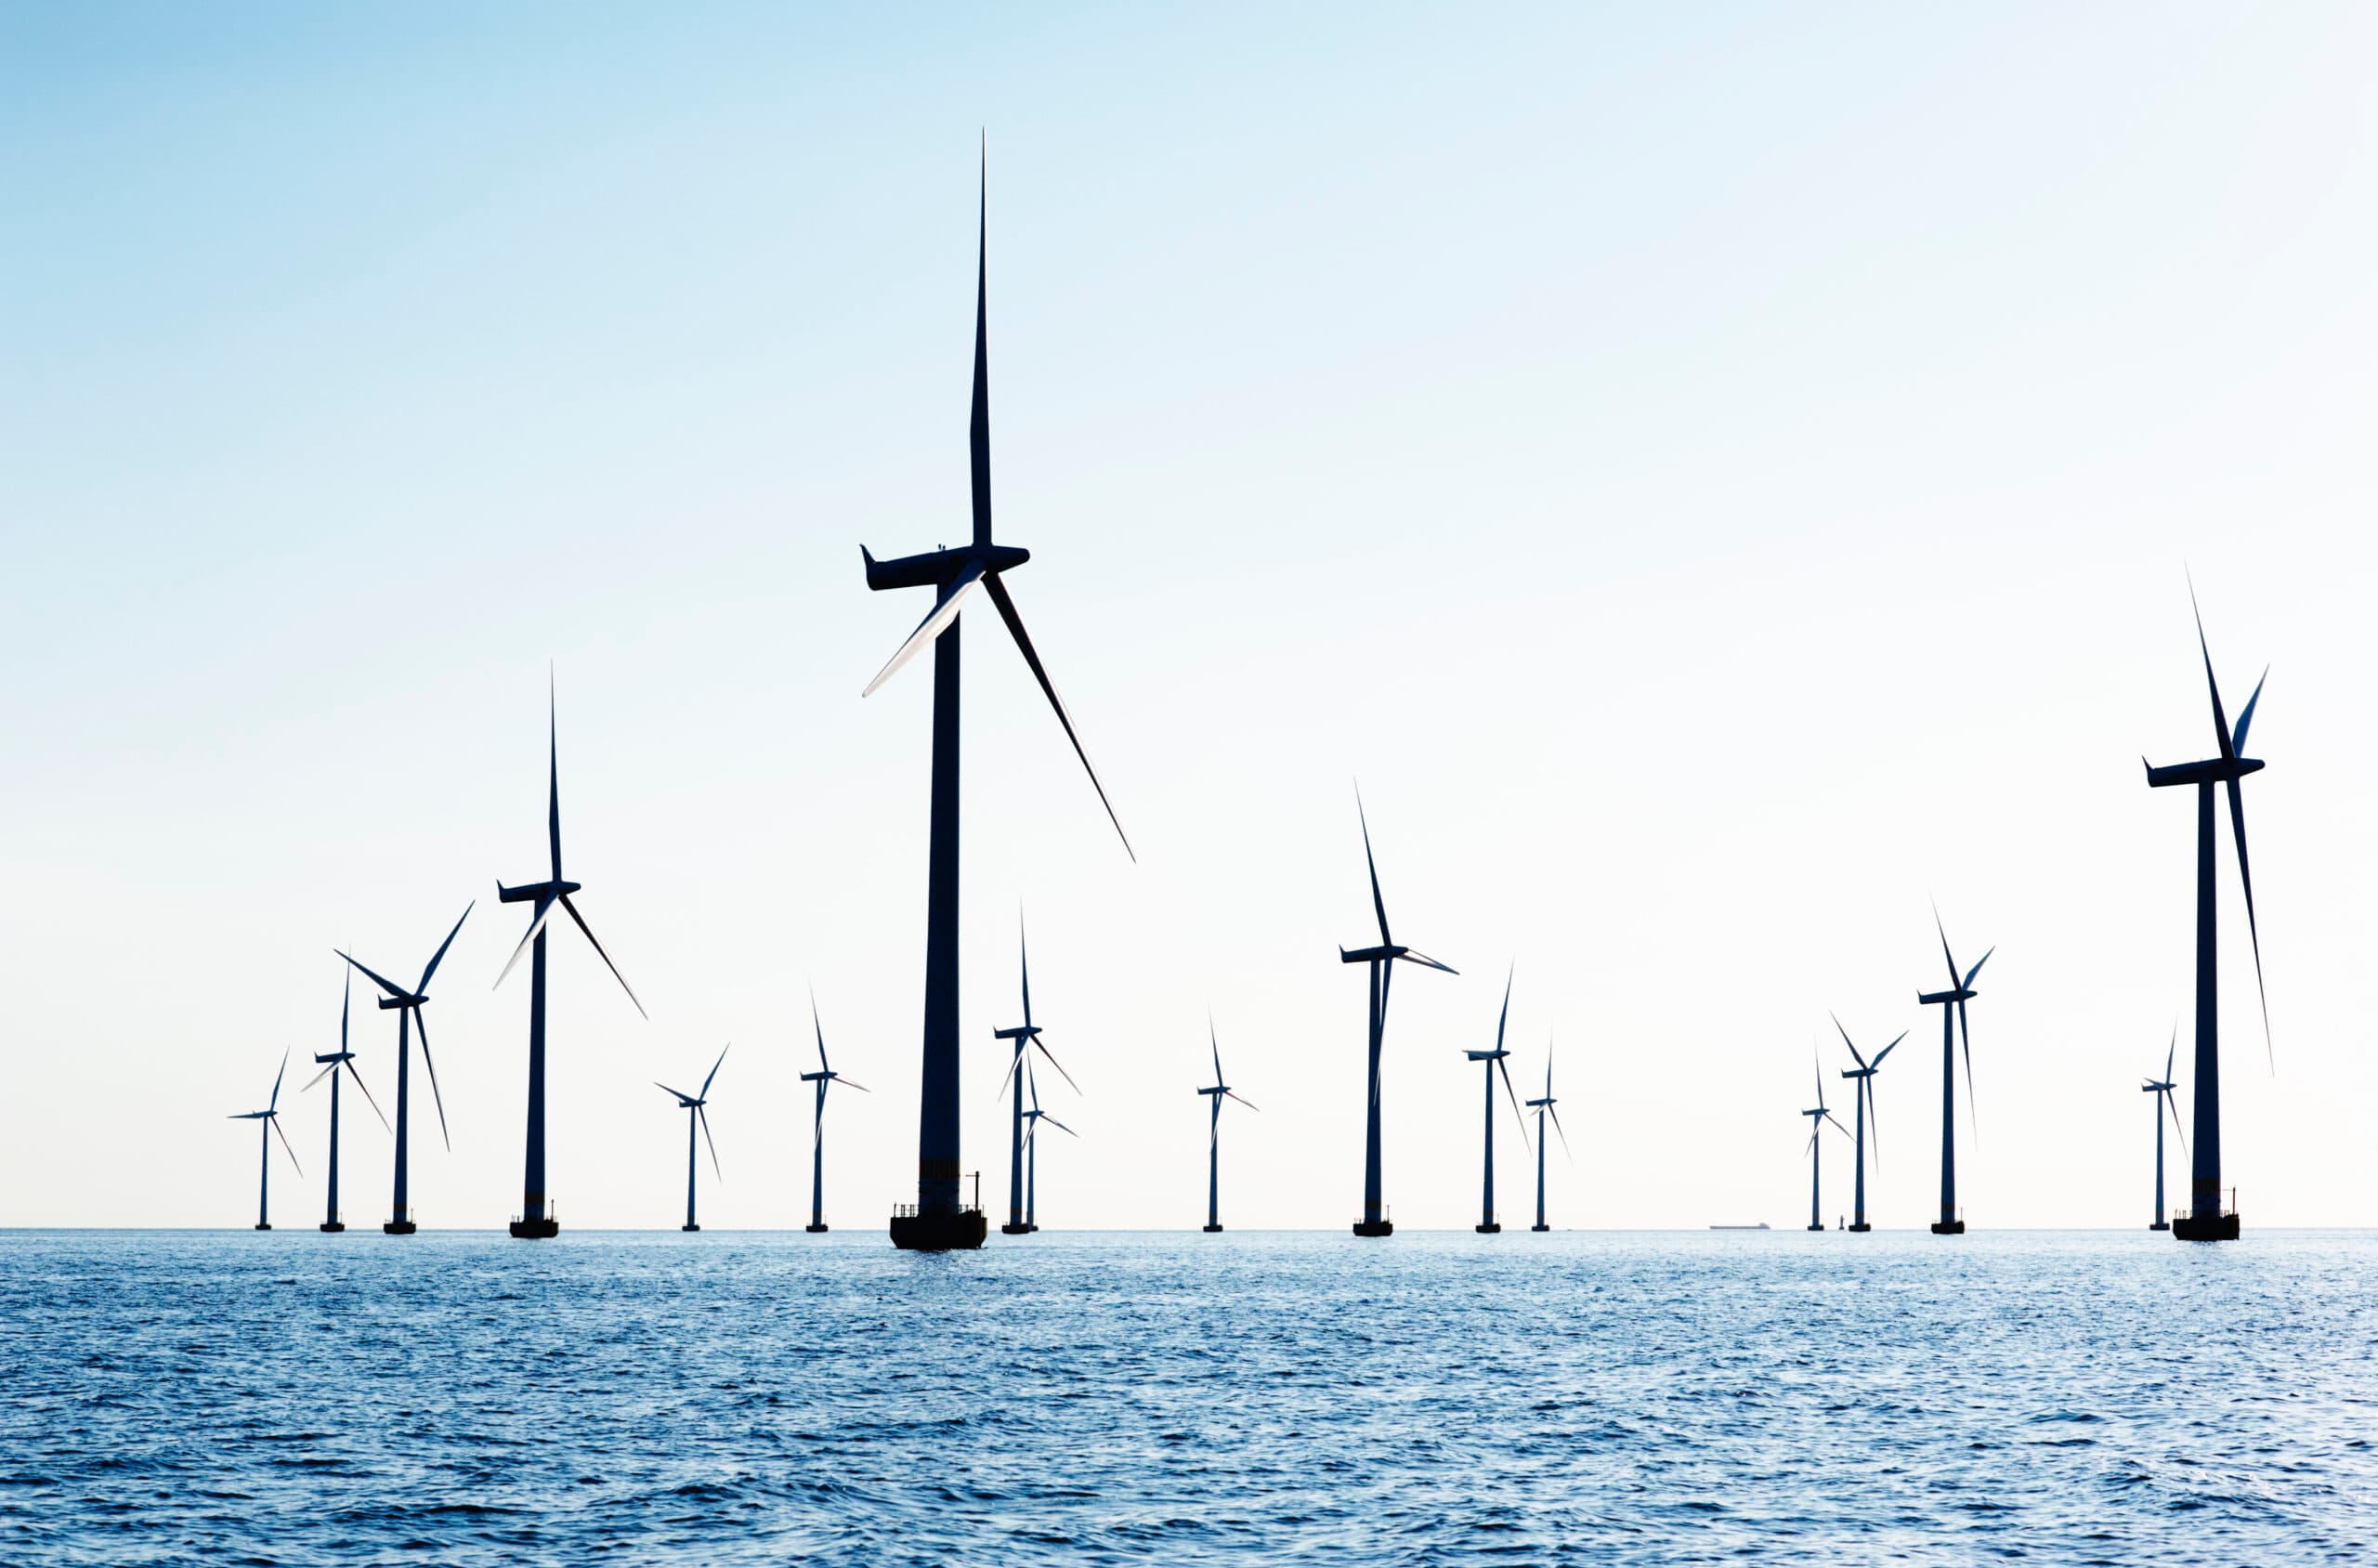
[[2, 1228, 2371, 1564]]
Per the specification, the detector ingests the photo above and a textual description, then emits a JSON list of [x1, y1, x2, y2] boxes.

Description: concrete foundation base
[[384, 1220, 416, 1235], [1202, 1223, 1223, 1233], [1352, 1219, 1393, 1237], [509, 1218, 558, 1239], [1476, 1222, 1501, 1234], [1000, 1222, 1031, 1235], [1930, 1220, 1966, 1235], [805, 1223, 829, 1234], [892, 1209, 987, 1250], [1849, 1222, 1872, 1233], [2174, 1211, 2241, 1241], [320, 1222, 345, 1233]]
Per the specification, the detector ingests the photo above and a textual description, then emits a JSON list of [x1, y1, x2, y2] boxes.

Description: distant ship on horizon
[[1710, 1222, 1771, 1231]]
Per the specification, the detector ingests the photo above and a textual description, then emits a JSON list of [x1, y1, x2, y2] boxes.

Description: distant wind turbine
[[228, 1050, 300, 1231], [993, 913, 1078, 1236], [2142, 581, 2273, 1242], [1800, 1047, 1849, 1233], [656, 1044, 728, 1233], [301, 964, 385, 1233], [1917, 911, 1992, 1235], [1835, 1015, 1905, 1233], [495, 673, 646, 1241], [1525, 1037, 1569, 1232], [1018, 1063, 1076, 1232], [1340, 791, 1456, 1237], [2142, 1028, 2187, 1232], [1196, 1017, 1257, 1233], [338, 901, 472, 1235], [800, 992, 868, 1234], [1462, 966, 1531, 1234]]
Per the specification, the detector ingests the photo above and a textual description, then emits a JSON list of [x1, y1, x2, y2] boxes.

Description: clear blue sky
[[5, 4, 2375, 1228]]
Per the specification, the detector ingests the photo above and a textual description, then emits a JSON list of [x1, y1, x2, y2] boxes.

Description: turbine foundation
[[681, 1222, 699, 1234], [1929, 1220, 1966, 1235], [891, 1208, 987, 1251], [319, 1221, 345, 1234], [805, 1222, 829, 1234], [1202, 1223, 1223, 1233], [509, 1217, 559, 1240], [1475, 1222, 1501, 1235], [1848, 1222, 1872, 1234], [383, 1220, 416, 1235], [1532, 1222, 1550, 1233], [2173, 1211, 2240, 1241], [1000, 1222, 1031, 1235], [1352, 1219, 1393, 1237]]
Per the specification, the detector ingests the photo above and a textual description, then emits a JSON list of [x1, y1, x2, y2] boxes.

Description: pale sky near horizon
[[6, 4, 2377, 1231]]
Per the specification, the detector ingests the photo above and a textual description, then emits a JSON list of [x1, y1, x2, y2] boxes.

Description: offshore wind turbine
[[2142, 583, 2273, 1242], [858, 149, 1132, 1251], [655, 1045, 727, 1233], [993, 913, 1078, 1235], [1196, 1017, 1257, 1233], [301, 965, 385, 1233], [228, 1050, 300, 1231], [800, 991, 868, 1234], [339, 902, 472, 1235], [1835, 1016, 1905, 1233], [1917, 913, 1993, 1235], [1800, 1049, 1849, 1233], [1019, 1063, 1076, 1232], [1524, 1038, 1568, 1233], [494, 673, 647, 1240], [2143, 1028, 2187, 1232], [1340, 793, 1456, 1237], [1462, 967, 1531, 1234]]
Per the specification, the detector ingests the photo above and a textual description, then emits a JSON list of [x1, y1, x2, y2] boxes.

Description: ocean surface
[[2, 1228, 2372, 1565]]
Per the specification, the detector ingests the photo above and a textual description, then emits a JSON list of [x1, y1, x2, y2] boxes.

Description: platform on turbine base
[[804, 1223, 829, 1234], [1848, 1222, 1872, 1233], [1533, 1223, 1550, 1233], [2174, 1211, 2240, 1241], [320, 1222, 345, 1233], [2149, 1220, 2171, 1232], [1202, 1223, 1223, 1233], [1806, 1223, 1823, 1232], [891, 1208, 987, 1251], [1476, 1222, 1501, 1234], [1000, 1222, 1032, 1235], [509, 1218, 559, 1239], [384, 1220, 416, 1235], [681, 1223, 699, 1233], [1352, 1220, 1393, 1237], [255, 1222, 271, 1232], [1930, 1220, 1966, 1235]]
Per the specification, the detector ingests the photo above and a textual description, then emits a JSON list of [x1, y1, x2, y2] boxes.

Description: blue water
[[3, 1230, 2372, 1564]]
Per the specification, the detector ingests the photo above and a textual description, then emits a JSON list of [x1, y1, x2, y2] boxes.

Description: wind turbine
[[1339, 791, 1456, 1237], [1525, 1037, 1569, 1233], [2143, 1028, 2187, 1232], [1018, 1062, 1076, 1233], [1196, 1016, 1257, 1233], [2143, 581, 2273, 1242], [338, 901, 472, 1235], [1917, 911, 1993, 1235], [1800, 1048, 1849, 1233], [858, 148, 1132, 1251], [228, 1050, 300, 1231], [655, 1044, 728, 1233], [494, 673, 646, 1241], [1835, 1015, 1905, 1233], [993, 912, 1078, 1235], [301, 964, 385, 1233], [1462, 966, 1531, 1234], [800, 991, 868, 1234]]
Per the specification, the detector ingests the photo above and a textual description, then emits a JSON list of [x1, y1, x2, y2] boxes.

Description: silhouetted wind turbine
[[1917, 911, 1992, 1235], [1196, 1017, 1257, 1233], [2143, 581, 2272, 1242], [859, 148, 1131, 1251], [228, 1050, 300, 1231], [1340, 792, 1456, 1237], [1019, 1063, 1076, 1232], [1800, 1048, 1849, 1233], [1835, 1016, 1904, 1233], [993, 913, 1078, 1236], [338, 902, 472, 1235], [301, 965, 385, 1233], [1525, 1037, 1568, 1233], [495, 673, 646, 1240], [656, 1044, 728, 1233], [800, 992, 868, 1234], [1463, 966, 1531, 1234], [2143, 1027, 2187, 1232]]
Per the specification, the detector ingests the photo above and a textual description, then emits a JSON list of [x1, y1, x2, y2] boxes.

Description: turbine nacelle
[[862, 541, 1031, 592], [1464, 1048, 1510, 1063], [993, 1025, 1041, 1041], [1916, 987, 1976, 1005], [2143, 754, 2264, 788], [497, 877, 581, 905]]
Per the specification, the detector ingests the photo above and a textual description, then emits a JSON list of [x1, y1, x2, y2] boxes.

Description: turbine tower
[[301, 966, 385, 1233], [228, 1050, 300, 1231], [1339, 792, 1456, 1237], [1019, 1063, 1076, 1232], [1462, 967, 1531, 1234], [1834, 1016, 1904, 1233], [858, 148, 1132, 1251], [494, 673, 647, 1240], [339, 902, 472, 1235], [1917, 913, 1993, 1235], [2142, 584, 2272, 1242], [2143, 1028, 2186, 1232], [655, 1044, 728, 1233], [800, 991, 869, 1234], [1524, 1038, 1568, 1233], [1800, 1049, 1849, 1233], [993, 912, 1078, 1235], [1196, 1017, 1257, 1232]]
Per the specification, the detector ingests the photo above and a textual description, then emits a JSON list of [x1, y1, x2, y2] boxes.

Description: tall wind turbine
[[1019, 1063, 1076, 1232], [993, 913, 1078, 1235], [858, 148, 1132, 1251], [494, 673, 647, 1241], [301, 965, 385, 1233], [1524, 1038, 1569, 1233], [2143, 1028, 2187, 1232], [1917, 912, 1993, 1235], [800, 991, 868, 1234], [1835, 1016, 1905, 1233], [1196, 1017, 1257, 1233], [2143, 583, 2273, 1242], [1340, 792, 1456, 1237], [656, 1044, 728, 1233], [1800, 1049, 1849, 1233], [228, 1050, 300, 1231], [339, 902, 472, 1235], [1462, 967, 1531, 1234]]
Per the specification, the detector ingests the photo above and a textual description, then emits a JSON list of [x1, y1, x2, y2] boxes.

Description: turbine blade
[[300, 1061, 338, 1094], [1873, 1029, 1907, 1068], [1497, 1055, 1531, 1150], [1039, 1112, 1078, 1138], [270, 1114, 303, 1177], [2164, 1086, 2189, 1155], [1548, 1103, 1572, 1159], [560, 894, 647, 1020], [811, 987, 830, 1074], [699, 1105, 722, 1182], [1833, 1013, 1868, 1071], [1225, 1091, 1260, 1112], [546, 667, 564, 882], [1957, 999, 1977, 1143], [346, 1062, 391, 1132], [655, 1081, 694, 1102], [970, 142, 992, 548], [417, 900, 475, 992], [1035, 1039, 1081, 1096], [700, 1042, 730, 1099], [839, 1077, 870, 1093], [492, 894, 559, 991], [1963, 947, 1993, 990], [415, 1011, 451, 1152], [862, 559, 986, 699], [1865, 1076, 1882, 1167], [1210, 1013, 1222, 1090], [994, 1042, 1024, 1104], [2224, 777, 2273, 1069], [1398, 949, 1457, 975], [1355, 787, 1391, 946], [2189, 574, 2237, 762], [981, 571, 1133, 861], [340, 963, 350, 1052], [268, 1048, 289, 1112], [1018, 911, 1031, 1027], [1933, 906, 1958, 987], [2164, 1024, 2176, 1085], [2232, 665, 2267, 754], [1495, 961, 1514, 1053], [336, 949, 411, 1003]]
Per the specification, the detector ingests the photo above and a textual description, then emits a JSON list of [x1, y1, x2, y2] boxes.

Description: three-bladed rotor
[[1526, 1035, 1571, 1158], [2141, 1026, 2188, 1153], [1917, 908, 1993, 1133], [655, 1042, 730, 1180], [1462, 964, 1532, 1149], [995, 914, 1079, 1102], [1197, 1015, 1260, 1117], [302, 963, 388, 1130], [800, 988, 869, 1094], [338, 900, 474, 1150], [1801, 1044, 1850, 1155], [229, 1049, 303, 1174], [1835, 1014, 1907, 1164]]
